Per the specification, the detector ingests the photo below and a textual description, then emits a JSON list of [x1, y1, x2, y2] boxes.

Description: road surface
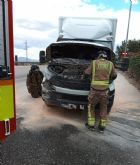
[[0, 65, 140, 165]]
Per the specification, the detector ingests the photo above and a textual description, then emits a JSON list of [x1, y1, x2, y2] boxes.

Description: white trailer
[[58, 16, 117, 51]]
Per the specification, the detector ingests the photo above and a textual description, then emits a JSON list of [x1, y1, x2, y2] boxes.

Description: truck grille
[[50, 77, 90, 90]]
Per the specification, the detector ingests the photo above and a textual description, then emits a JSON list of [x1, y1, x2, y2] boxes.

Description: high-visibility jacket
[[91, 59, 113, 90]]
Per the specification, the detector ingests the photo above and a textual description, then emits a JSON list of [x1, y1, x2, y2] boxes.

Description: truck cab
[[42, 17, 117, 112]]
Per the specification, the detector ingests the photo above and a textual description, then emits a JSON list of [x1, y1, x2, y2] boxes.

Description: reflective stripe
[[0, 85, 14, 121], [87, 104, 95, 126], [88, 104, 92, 118], [91, 60, 113, 87], [0, 79, 13, 86], [100, 119, 107, 127], [109, 62, 113, 75], [91, 80, 109, 86]]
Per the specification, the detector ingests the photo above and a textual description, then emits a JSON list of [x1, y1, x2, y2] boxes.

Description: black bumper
[[42, 90, 115, 112]]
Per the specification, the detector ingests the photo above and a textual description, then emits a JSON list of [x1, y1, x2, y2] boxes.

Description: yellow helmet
[[98, 51, 107, 58]]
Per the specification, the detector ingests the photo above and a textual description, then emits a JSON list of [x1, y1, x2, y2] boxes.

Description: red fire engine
[[0, 0, 16, 141]]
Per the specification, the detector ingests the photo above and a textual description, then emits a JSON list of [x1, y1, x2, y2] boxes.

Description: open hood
[[58, 17, 117, 50], [46, 41, 115, 62]]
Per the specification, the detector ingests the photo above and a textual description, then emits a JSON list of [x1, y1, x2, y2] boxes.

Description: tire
[[31, 90, 40, 98]]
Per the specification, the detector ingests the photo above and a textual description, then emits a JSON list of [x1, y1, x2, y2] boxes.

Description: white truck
[[42, 17, 117, 112], [58, 17, 117, 51]]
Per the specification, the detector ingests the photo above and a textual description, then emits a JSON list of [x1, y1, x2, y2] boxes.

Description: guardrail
[[14, 62, 40, 66]]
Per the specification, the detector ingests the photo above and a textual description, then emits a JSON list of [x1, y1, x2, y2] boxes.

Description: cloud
[[13, 0, 140, 59], [14, 28, 58, 60], [16, 19, 57, 31], [125, 0, 139, 5]]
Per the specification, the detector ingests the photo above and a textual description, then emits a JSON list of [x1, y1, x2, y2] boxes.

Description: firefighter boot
[[85, 122, 95, 131], [98, 119, 107, 133], [86, 104, 96, 131], [86, 117, 96, 131]]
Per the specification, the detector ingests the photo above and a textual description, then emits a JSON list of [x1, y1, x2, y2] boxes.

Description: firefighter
[[26, 65, 44, 98], [84, 51, 117, 132]]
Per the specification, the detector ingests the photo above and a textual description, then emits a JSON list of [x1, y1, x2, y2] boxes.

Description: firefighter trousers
[[87, 89, 108, 128]]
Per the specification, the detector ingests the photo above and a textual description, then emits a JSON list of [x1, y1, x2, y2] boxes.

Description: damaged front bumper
[[42, 85, 88, 110], [42, 84, 115, 111]]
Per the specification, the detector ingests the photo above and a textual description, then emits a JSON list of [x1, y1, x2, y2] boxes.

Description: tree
[[116, 39, 140, 58], [128, 39, 140, 52]]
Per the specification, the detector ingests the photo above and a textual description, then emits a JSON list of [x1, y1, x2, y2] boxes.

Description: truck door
[[0, 0, 16, 141]]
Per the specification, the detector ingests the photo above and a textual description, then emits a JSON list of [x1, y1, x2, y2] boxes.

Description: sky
[[12, 0, 140, 60]]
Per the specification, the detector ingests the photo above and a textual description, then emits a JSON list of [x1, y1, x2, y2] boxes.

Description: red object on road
[[122, 52, 128, 57]]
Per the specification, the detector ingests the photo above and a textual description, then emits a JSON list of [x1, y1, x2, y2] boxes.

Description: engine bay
[[48, 58, 90, 80]]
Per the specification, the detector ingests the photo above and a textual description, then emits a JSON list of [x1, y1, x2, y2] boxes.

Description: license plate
[[61, 103, 85, 110]]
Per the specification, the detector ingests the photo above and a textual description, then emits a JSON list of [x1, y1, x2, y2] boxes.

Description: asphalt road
[[0, 65, 140, 165]]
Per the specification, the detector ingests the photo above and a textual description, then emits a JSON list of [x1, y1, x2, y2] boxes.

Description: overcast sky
[[13, 0, 140, 60]]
